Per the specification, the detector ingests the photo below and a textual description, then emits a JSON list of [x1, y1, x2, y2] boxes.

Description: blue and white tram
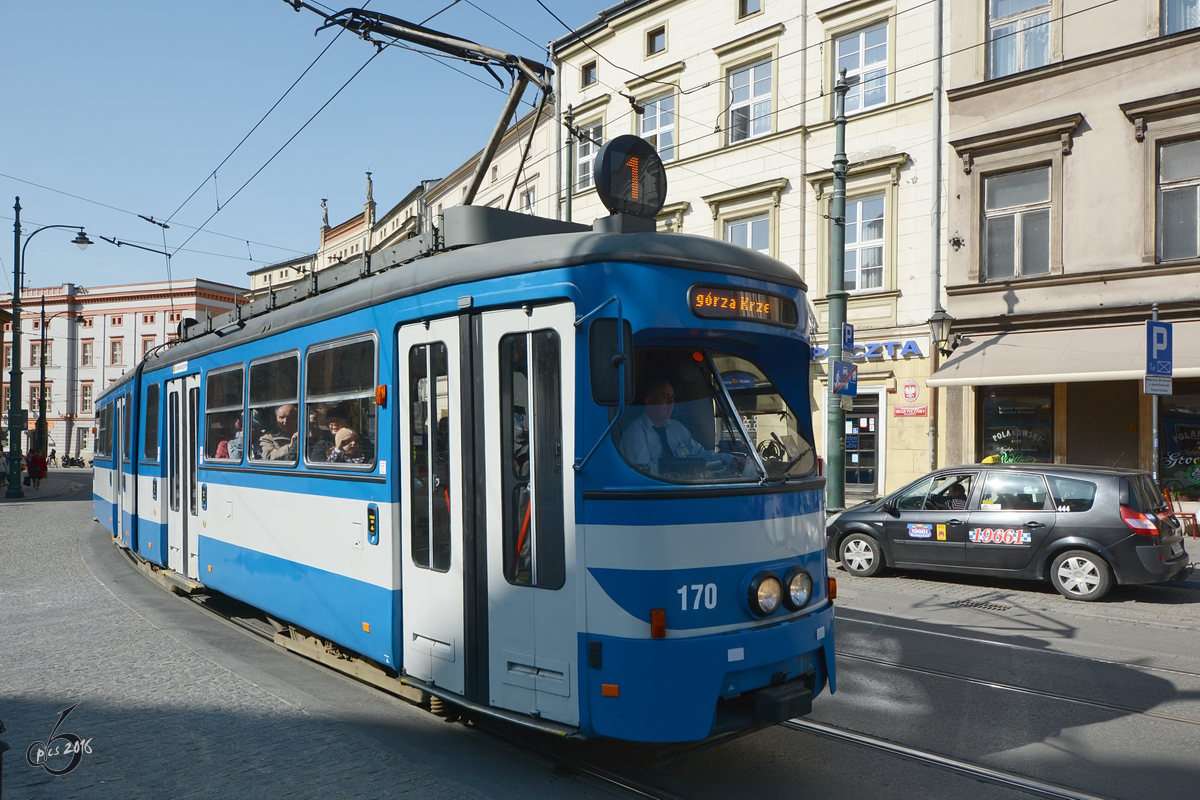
[[93, 147, 834, 743]]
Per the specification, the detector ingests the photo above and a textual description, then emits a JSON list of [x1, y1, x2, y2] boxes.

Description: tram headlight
[[748, 572, 783, 617], [783, 567, 813, 611]]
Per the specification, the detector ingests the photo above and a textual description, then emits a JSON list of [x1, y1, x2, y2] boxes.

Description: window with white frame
[[836, 24, 887, 114], [82, 340, 93, 366], [3, 344, 11, 369], [845, 195, 885, 291], [30, 385, 41, 413], [983, 166, 1051, 280], [576, 121, 603, 191], [110, 338, 123, 365], [640, 93, 675, 161], [82, 383, 93, 413], [1163, 0, 1199, 34], [728, 60, 771, 143], [739, 0, 762, 18], [725, 214, 770, 253], [520, 187, 536, 215], [988, 0, 1050, 79], [1160, 138, 1200, 261]]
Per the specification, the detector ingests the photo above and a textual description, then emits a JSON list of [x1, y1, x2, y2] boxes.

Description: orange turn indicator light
[[375, 385, 387, 407], [651, 608, 666, 639], [362, 622, 371, 633], [602, 684, 620, 697], [828, 577, 837, 600]]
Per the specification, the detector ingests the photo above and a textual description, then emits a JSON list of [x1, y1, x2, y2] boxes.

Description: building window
[[576, 121, 603, 191], [82, 340, 94, 367], [82, 383, 93, 413], [31, 342, 47, 367], [1164, 0, 1200, 33], [836, 24, 887, 114], [110, 339, 124, 366], [738, 0, 762, 18], [727, 59, 771, 143], [988, 0, 1051, 79], [646, 26, 666, 56], [520, 187, 536, 215], [110, 315, 123, 327], [142, 336, 156, 357], [725, 214, 770, 253], [581, 61, 597, 87], [3, 344, 10, 369], [82, 317, 93, 328], [142, 313, 155, 324], [490, 165, 499, 183], [641, 93, 676, 161], [845, 195, 885, 291], [979, 387, 1054, 462], [983, 166, 1051, 280], [30, 385, 42, 413], [169, 312, 181, 324], [1159, 138, 1200, 261]]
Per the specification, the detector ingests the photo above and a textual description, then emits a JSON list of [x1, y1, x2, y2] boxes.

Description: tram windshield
[[613, 347, 816, 484]]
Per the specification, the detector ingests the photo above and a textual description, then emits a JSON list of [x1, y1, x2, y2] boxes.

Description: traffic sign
[[1146, 320, 1173, 377], [1144, 375, 1173, 396], [841, 322, 854, 362], [832, 360, 858, 396]]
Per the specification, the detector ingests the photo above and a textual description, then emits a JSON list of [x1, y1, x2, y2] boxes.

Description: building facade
[[2, 280, 244, 458], [931, 0, 1200, 504]]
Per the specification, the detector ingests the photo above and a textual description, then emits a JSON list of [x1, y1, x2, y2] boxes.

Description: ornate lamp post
[[6, 196, 89, 498], [36, 296, 87, 456]]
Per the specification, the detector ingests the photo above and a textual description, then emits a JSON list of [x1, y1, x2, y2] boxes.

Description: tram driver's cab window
[[305, 336, 377, 468], [613, 347, 816, 484]]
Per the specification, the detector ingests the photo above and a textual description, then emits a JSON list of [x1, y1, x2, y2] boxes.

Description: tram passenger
[[327, 428, 368, 464], [620, 379, 737, 476], [306, 407, 334, 462], [325, 403, 351, 438], [259, 404, 299, 461], [227, 416, 244, 461]]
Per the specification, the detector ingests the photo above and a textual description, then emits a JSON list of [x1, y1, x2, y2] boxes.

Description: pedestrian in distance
[[28, 448, 48, 489]]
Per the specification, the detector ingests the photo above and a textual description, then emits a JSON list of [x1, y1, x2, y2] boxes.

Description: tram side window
[[409, 343, 450, 571], [248, 354, 300, 464], [96, 405, 111, 459], [123, 402, 131, 462], [205, 366, 244, 462], [144, 384, 160, 461], [500, 331, 565, 589], [305, 336, 377, 468]]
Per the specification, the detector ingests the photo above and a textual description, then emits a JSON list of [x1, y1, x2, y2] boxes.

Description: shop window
[[844, 393, 880, 493], [979, 387, 1054, 463], [988, 0, 1051, 78], [836, 24, 888, 114], [984, 166, 1051, 280], [1159, 138, 1200, 261], [1161, 389, 1200, 501]]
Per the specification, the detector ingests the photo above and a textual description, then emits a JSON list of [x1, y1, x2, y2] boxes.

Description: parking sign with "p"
[[1146, 320, 1173, 377]]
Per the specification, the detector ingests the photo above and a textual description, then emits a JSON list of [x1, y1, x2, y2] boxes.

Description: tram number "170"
[[678, 583, 718, 610]]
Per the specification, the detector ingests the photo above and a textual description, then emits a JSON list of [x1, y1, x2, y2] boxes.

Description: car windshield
[[613, 347, 815, 485]]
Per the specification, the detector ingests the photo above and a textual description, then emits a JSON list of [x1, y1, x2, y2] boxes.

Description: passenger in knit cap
[[328, 427, 368, 464]]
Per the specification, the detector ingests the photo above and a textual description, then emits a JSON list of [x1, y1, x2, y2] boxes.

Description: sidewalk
[[0, 469, 85, 501]]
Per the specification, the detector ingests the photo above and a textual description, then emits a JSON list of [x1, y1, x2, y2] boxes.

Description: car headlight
[[783, 567, 813, 611], [748, 572, 782, 617]]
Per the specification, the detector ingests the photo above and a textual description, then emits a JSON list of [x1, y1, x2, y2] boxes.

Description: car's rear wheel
[[840, 533, 884, 577], [1050, 550, 1112, 601]]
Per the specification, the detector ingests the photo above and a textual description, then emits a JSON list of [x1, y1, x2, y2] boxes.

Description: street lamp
[[927, 308, 958, 357], [6, 196, 89, 499]]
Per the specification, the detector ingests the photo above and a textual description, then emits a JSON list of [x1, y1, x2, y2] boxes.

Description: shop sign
[[811, 340, 925, 362], [903, 381, 920, 402], [894, 405, 928, 417]]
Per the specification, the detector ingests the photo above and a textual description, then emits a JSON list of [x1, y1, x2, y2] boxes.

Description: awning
[[927, 321, 1200, 387]]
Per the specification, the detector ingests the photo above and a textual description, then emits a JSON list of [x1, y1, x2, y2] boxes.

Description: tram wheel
[[840, 533, 884, 577]]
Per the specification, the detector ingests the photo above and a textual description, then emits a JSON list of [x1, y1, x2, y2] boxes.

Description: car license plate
[[1171, 542, 1184, 557]]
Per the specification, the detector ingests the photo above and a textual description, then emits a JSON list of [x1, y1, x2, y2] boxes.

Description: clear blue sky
[[1, 0, 604, 293]]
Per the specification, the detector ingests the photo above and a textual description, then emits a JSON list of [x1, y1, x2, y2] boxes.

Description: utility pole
[[564, 105, 575, 223], [7, 198, 24, 498], [825, 72, 851, 512], [38, 295, 47, 455]]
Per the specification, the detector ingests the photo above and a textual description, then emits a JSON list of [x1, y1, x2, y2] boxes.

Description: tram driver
[[621, 379, 741, 478]]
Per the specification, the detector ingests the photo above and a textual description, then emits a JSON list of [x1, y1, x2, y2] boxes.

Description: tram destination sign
[[688, 285, 798, 327]]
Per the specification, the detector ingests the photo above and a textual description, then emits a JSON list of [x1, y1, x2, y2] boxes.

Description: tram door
[[113, 395, 127, 546], [481, 304, 578, 725], [398, 320, 466, 695], [165, 375, 201, 579]]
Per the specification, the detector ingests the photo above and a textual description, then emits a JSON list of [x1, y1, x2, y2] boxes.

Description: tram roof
[[107, 207, 805, 392]]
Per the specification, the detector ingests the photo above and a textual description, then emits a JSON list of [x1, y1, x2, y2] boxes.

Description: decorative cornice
[[701, 178, 789, 219], [946, 258, 1200, 297], [1120, 87, 1200, 142], [712, 22, 785, 60], [656, 201, 690, 231], [568, 92, 612, 120], [815, 0, 895, 24], [950, 113, 1083, 174], [624, 59, 685, 94], [806, 152, 909, 199]]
